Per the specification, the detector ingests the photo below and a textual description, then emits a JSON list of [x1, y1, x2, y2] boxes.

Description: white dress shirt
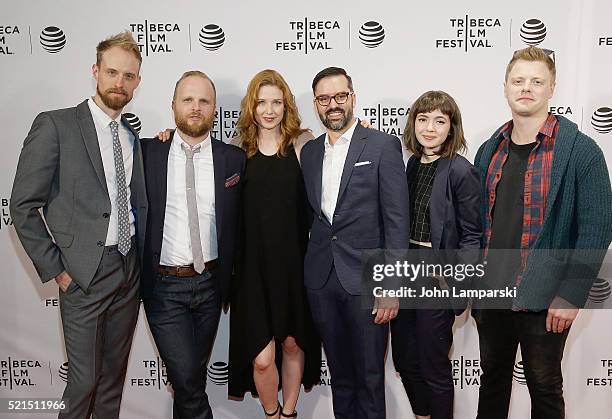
[[87, 98, 135, 245], [321, 118, 359, 224], [160, 130, 218, 266]]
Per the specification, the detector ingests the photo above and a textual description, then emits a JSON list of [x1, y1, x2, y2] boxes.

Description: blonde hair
[[172, 70, 216, 100], [96, 31, 142, 66], [505, 46, 556, 82], [236, 69, 309, 158]]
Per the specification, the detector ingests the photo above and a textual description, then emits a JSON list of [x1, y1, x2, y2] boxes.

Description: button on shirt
[[321, 118, 359, 224], [160, 130, 218, 266], [87, 98, 135, 245]]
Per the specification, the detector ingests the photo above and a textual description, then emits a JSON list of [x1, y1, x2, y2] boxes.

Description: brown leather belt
[[158, 260, 218, 277]]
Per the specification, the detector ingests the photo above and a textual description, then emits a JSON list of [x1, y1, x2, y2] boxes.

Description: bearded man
[[139, 70, 245, 419], [10, 32, 147, 419]]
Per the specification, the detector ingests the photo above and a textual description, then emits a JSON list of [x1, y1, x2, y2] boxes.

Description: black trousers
[[473, 309, 569, 419], [306, 267, 388, 419], [391, 309, 455, 419], [144, 270, 221, 419]]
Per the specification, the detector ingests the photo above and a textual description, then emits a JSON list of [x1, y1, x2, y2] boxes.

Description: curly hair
[[236, 69, 309, 158]]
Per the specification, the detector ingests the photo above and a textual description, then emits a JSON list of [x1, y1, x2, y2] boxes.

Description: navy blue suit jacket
[[301, 124, 410, 295], [406, 154, 482, 313], [140, 132, 246, 303]]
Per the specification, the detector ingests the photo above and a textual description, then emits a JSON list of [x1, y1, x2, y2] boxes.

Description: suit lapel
[[76, 100, 108, 194], [156, 134, 172, 231], [312, 137, 325, 215], [336, 124, 367, 206], [212, 138, 225, 238], [429, 157, 450, 249]]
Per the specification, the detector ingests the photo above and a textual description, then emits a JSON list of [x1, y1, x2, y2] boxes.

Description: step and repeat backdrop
[[1, 1, 611, 418]]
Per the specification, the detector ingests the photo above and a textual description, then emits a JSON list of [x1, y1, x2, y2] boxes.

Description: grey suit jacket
[[10, 99, 148, 291]]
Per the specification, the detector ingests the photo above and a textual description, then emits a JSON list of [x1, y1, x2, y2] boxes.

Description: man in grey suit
[[10, 32, 147, 419]]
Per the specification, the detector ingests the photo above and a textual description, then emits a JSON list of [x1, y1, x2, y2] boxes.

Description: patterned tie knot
[[110, 120, 119, 134]]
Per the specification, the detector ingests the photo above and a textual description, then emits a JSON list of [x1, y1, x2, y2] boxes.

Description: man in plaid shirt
[[473, 47, 612, 419]]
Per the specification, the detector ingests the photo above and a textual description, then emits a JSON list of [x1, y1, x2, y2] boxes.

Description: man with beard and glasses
[[10, 32, 147, 418], [140, 71, 245, 419], [299, 67, 410, 419]]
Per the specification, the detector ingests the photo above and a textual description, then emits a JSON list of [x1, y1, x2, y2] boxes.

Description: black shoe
[[263, 402, 280, 417]]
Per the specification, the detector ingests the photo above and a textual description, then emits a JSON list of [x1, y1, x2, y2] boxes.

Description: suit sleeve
[[451, 161, 483, 249], [10, 113, 65, 282], [379, 136, 410, 249]]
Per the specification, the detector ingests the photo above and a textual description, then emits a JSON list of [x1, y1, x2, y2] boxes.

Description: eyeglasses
[[314, 91, 354, 106], [512, 48, 555, 63]]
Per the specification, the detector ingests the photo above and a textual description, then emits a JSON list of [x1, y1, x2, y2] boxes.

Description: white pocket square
[[354, 161, 371, 167]]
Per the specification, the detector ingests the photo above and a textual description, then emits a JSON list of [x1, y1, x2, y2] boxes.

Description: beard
[[318, 106, 354, 131], [97, 85, 132, 111], [175, 111, 214, 138]]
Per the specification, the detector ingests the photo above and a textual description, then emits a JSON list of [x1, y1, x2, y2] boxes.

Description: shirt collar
[[172, 128, 212, 153], [87, 97, 122, 130], [324, 118, 359, 148], [496, 113, 558, 143]]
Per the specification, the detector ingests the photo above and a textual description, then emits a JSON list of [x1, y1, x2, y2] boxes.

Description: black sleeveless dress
[[228, 146, 321, 398]]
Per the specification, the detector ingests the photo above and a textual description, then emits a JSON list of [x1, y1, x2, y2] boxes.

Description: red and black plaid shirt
[[484, 114, 559, 284]]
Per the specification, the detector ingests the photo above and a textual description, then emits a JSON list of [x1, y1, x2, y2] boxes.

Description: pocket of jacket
[[52, 231, 74, 248]]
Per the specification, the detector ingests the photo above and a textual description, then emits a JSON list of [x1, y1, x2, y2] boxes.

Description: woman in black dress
[[228, 69, 321, 418]]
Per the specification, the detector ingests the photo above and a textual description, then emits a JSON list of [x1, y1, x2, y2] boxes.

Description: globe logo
[[513, 360, 527, 385], [359, 21, 385, 48], [588, 278, 612, 303], [122, 112, 142, 134], [40, 26, 66, 53], [520, 19, 546, 46], [58, 361, 68, 382], [591, 107, 612, 134], [199, 24, 225, 51], [207, 361, 229, 385]]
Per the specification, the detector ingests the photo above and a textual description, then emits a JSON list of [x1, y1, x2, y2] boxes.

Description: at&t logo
[[122, 112, 142, 134], [40, 26, 66, 53], [513, 360, 527, 385], [359, 21, 385, 48], [199, 24, 225, 51], [58, 362, 68, 383], [591, 107, 612, 134], [520, 19, 546, 46], [207, 361, 228, 385], [588, 278, 611, 303]]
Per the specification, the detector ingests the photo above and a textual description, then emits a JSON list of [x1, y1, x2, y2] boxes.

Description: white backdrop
[[1, 1, 611, 418]]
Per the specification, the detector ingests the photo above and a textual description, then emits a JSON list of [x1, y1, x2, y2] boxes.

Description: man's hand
[[372, 297, 399, 324], [156, 128, 174, 142], [359, 119, 372, 129], [55, 271, 73, 292], [546, 296, 579, 333]]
